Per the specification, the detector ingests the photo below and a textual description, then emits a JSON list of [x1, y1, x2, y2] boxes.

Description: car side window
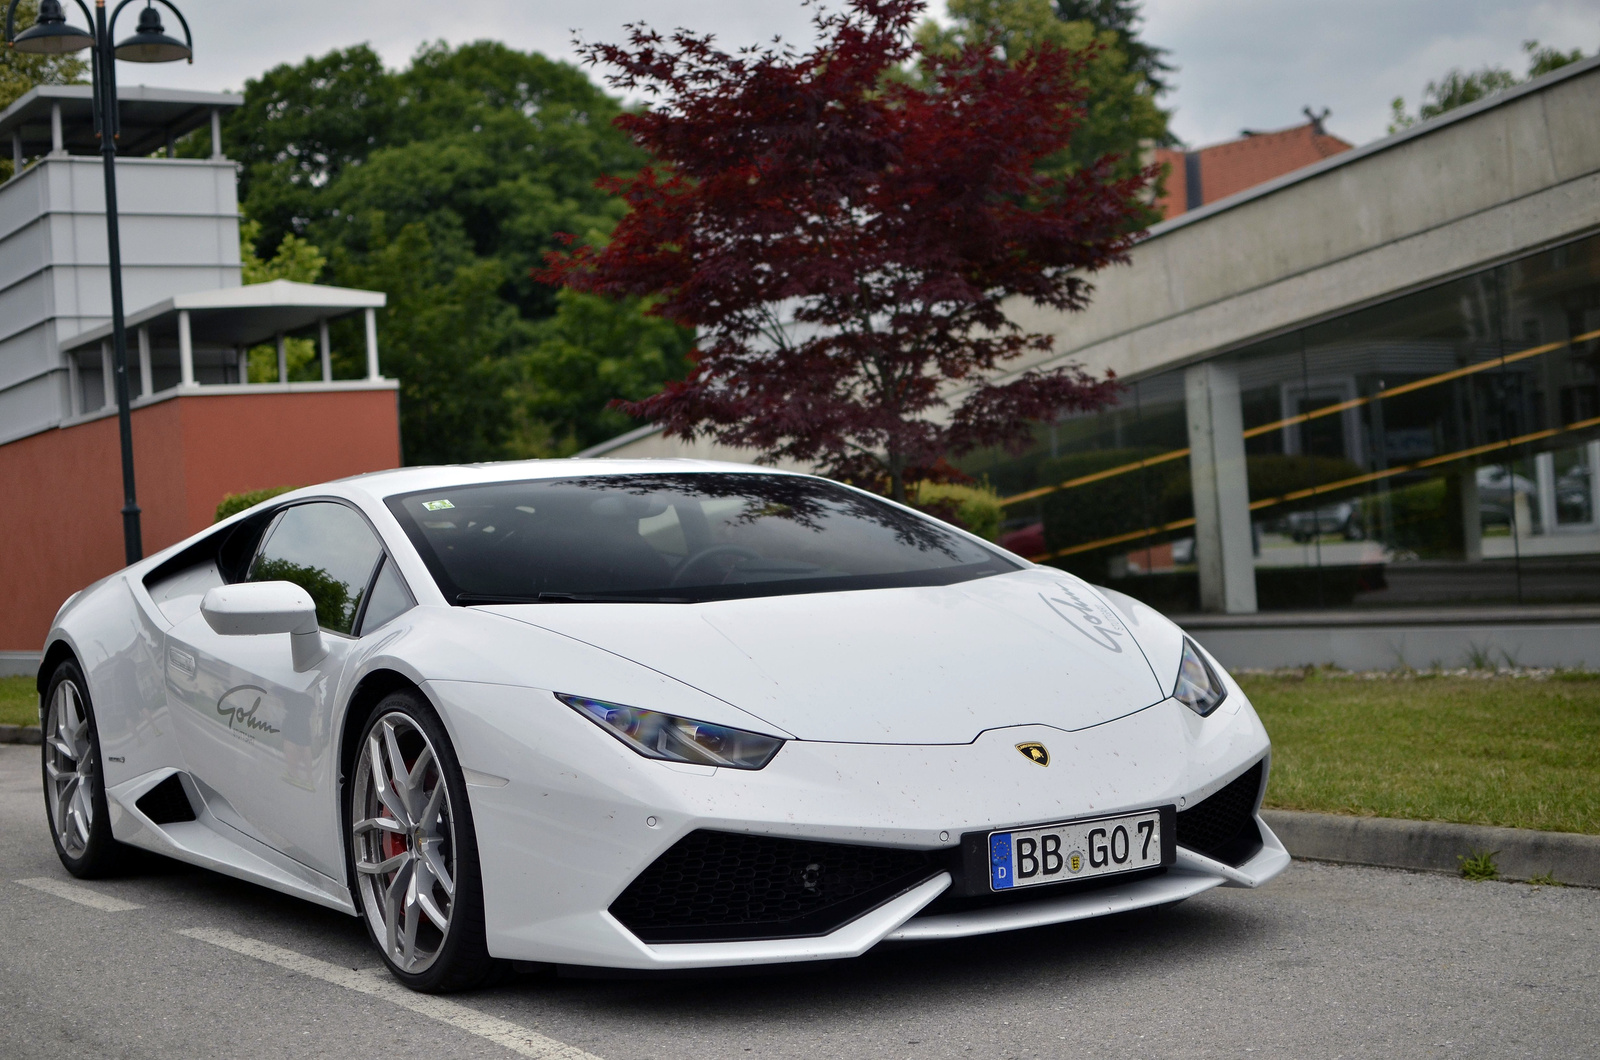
[[249, 502, 383, 635], [358, 555, 416, 635]]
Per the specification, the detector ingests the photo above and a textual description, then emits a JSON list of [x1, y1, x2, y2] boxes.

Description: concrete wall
[[0, 384, 400, 653], [1004, 57, 1600, 385], [1183, 609, 1600, 672], [0, 156, 241, 445]]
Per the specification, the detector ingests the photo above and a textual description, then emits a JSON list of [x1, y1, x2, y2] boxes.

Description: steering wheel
[[669, 545, 762, 587]]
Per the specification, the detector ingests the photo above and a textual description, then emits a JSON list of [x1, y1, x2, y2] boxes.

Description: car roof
[[334, 459, 808, 504]]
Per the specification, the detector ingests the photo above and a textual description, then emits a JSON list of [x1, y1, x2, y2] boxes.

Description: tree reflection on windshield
[[388, 472, 1017, 605]]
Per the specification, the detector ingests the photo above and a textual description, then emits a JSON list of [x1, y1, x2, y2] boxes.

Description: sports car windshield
[[387, 473, 1020, 604]]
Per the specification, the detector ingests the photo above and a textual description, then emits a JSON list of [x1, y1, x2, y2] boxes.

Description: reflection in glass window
[[387, 474, 1016, 604], [359, 556, 415, 634], [958, 230, 1600, 611], [250, 503, 383, 634]]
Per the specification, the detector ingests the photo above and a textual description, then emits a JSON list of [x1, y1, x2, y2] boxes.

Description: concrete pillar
[[276, 332, 288, 384], [364, 308, 380, 380], [237, 345, 248, 385], [165, 129, 175, 159], [50, 103, 63, 154], [1588, 442, 1600, 525], [177, 310, 194, 386], [67, 352, 81, 417], [100, 341, 114, 410], [319, 319, 332, 382], [1186, 361, 1258, 614], [1534, 452, 1557, 535], [1460, 466, 1482, 562], [211, 108, 223, 159], [137, 326, 152, 397]]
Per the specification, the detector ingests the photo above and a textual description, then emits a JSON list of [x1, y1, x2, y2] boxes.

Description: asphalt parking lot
[[2, 743, 1596, 1060]]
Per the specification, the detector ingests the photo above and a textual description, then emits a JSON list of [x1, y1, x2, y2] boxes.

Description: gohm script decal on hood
[[1040, 582, 1128, 653]]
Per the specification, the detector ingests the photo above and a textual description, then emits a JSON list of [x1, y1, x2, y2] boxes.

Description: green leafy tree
[[334, 218, 524, 465], [208, 40, 682, 462], [239, 218, 328, 381], [1054, 0, 1172, 94], [1389, 39, 1588, 133], [916, 0, 1172, 228], [0, 0, 88, 180], [916, 0, 1171, 181], [509, 289, 694, 457]]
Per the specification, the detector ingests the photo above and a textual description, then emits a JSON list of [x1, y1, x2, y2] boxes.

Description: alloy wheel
[[351, 711, 458, 975], [44, 680, 95, 859]]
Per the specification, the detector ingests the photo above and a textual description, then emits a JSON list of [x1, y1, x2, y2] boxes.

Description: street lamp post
[[5, 0, 193, 565]]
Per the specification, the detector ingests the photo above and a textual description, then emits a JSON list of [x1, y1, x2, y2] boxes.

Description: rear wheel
[[42, 661, 128, 878], [347, 690, 501, 992]]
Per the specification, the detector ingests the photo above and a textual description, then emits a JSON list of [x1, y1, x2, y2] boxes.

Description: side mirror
[[201, 582, 327, 672]]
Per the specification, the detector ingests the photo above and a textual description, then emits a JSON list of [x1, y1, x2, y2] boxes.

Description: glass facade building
[[972, 231, 1600, 613]]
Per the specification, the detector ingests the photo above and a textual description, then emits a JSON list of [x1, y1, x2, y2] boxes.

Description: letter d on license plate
[[984, 807, 1175, 891]]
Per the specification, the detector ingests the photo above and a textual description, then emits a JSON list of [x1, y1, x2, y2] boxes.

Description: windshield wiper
[[456, 592, 694, 605]]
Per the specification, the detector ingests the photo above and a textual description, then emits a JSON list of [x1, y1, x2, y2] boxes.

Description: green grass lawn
[[1245, 672, 1600, 836], [0, 675, 38, 727]]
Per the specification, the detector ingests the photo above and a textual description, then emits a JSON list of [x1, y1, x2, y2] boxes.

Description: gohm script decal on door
[[1039, 582, 1128, 653], [215, 685, 284, 747]]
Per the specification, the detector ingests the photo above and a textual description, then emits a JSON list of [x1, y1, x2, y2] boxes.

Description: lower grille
[[1176, 760, 1264, 867], [610, 830, 940, 943]]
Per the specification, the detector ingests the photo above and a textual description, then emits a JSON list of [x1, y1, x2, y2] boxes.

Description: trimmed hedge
[[915, 482, 1004, 541], [215, 486, 299, 523]]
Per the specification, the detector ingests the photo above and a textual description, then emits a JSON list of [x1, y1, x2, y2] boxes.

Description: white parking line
[[179, 928, 602, 1060], [16, 877, 143, 912]]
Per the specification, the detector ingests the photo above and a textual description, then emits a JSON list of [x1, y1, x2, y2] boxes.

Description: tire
[[41, 660, 129, 878], [346, 689, 502, 992]]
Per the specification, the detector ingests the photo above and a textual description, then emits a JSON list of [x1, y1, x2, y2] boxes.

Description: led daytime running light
[[557, 693, 783, 770]]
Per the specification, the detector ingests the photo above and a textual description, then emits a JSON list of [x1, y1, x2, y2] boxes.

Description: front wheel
[[347, 690, 501, 992], [42, 661, 128, 878]]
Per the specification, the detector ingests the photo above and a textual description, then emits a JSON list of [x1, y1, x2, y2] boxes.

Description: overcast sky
[[121, 0, 1600, 147]]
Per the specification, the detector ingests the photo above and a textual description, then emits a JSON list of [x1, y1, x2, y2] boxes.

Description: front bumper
[[429, 681, 1282, 970]]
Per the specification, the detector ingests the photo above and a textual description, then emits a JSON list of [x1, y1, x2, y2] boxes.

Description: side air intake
[[135, 773, 197, 825], [1175, 760, 1264, 867]]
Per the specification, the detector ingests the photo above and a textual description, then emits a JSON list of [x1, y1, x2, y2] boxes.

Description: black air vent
[[136, 774, 196, 824], [610, 830, 940, 943], [1176, 760, 1264, 867]]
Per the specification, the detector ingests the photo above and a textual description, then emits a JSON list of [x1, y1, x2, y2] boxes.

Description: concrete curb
[[1263, 809, 1600, 887], [0, 725, 41, 745]]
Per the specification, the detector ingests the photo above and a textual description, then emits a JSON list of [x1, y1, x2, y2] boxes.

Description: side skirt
[[106, 768, 357, 915]]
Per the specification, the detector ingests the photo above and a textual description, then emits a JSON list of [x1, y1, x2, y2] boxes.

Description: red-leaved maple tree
[[542, 0, 1150, 501]]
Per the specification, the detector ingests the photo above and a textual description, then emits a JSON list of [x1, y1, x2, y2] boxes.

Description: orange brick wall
[[0, 387, 400, 653]]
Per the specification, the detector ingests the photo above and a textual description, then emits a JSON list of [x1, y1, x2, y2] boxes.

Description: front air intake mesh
[[610, 830, 940, 943], [1176, 760, 1264, 867]]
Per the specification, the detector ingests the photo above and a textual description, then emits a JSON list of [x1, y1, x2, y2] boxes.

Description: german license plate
[[983, 807, 1174, 891]]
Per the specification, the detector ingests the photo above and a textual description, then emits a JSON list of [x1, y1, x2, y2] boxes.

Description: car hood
[[479, 568, 1170, 745]]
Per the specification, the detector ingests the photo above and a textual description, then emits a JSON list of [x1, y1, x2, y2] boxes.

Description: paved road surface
[[2, 743, 1596, 1059]]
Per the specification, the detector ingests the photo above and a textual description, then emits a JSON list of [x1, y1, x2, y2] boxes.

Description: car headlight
[[1173, 637, 1228, 717], [556, 693, 784, 769]]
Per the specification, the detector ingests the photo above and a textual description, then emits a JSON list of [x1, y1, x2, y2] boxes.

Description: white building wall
[[0, 156, 241, 445]]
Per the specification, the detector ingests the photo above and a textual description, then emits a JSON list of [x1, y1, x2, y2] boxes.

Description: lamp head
[[10, 0, 95, 54], [114, 3, 191, 63]]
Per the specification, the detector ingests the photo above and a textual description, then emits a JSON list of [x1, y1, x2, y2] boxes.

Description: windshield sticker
[[1040, 582, 1127, 653], [422, 499, 455, 512]]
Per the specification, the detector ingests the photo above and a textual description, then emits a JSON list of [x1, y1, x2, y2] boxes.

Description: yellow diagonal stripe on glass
[[1002, 327, 1600, 508]]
